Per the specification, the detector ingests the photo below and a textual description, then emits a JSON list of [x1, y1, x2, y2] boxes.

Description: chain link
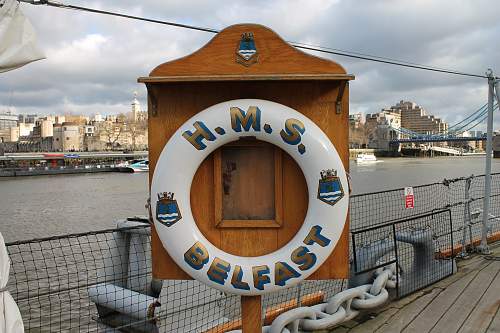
[[228, 265, 398, 333]]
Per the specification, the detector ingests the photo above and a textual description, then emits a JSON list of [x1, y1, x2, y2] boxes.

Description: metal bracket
[[146, 84, 158, 117], [335, 81, 347, 114]]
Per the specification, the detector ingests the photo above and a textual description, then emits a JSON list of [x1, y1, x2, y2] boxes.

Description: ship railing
[[3, 172, 500, 332]]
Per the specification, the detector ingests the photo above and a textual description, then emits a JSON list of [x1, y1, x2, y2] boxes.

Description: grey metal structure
[[478, 70, 496, 254], [459, 176, 474, 258], [88, 219, 162, 332], [350, 210, 455, 298]]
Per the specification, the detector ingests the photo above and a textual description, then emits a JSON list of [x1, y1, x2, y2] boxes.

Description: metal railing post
[[459, 176, 473, 257], [477, 70, 495, 254]]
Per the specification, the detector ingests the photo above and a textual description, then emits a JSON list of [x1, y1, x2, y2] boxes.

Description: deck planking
[[332, 242, 500, 333], [487, 307, 500, 332], [458, 263, 500, 333]]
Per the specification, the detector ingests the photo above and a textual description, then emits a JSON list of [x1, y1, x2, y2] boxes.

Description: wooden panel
[[144, 24, 350, 78], [214, 143, 283, 229], [277, 152, 308, 247], [221, 145, 275, 220], [149, 80, 350, 279]]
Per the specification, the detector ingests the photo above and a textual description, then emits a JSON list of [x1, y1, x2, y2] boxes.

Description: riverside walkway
[[333, 242, 500, 333]]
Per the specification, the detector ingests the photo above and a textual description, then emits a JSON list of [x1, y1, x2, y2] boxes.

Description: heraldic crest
[[317, 169, 344, 206], [236, 32, 258, 66], [156, 192, 182, 227]]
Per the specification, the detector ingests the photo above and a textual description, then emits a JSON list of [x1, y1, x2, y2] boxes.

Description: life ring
[[151, 99, 348, 295]]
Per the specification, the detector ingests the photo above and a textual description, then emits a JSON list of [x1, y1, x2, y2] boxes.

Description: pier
[[0, 151, 148, 176]]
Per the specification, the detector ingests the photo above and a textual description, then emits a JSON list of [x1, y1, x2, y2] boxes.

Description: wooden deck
[[333, 242, 500, 333]]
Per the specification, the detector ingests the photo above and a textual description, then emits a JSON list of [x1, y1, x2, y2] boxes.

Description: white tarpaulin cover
[[0, 232, 24, 333], [0, 0, 44, 73]]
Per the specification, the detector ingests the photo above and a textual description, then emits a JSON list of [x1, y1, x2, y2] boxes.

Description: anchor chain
[[249, 265, 398, 333]]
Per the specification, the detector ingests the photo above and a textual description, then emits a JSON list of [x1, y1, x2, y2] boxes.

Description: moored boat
[[126, 159, 149, 172], [356, 153, 378, 163]]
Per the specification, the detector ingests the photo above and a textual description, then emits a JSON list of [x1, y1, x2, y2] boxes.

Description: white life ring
[[151, 99, 348, 295]]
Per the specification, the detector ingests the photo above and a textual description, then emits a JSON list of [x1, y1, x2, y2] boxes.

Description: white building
[[40, 120, 53, 137], [55, 115, 65, 124], [130, 92, 147, 122], [0, 127, 19, 143], [93, 114, 103, 122], [19, 123, 35, 137], [84, 125, 95, 136], [365, 111, 402, 150], [0, 112, 18, 130]]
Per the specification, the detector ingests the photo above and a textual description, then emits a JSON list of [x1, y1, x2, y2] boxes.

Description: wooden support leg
[[241, 295, 262, 333]]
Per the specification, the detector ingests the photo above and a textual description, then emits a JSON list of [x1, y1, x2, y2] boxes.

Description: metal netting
[[5, 219, 344, 333], [351, 210, 454, 298], [6, 221, 157, 332], [350, 173, 500, 254]]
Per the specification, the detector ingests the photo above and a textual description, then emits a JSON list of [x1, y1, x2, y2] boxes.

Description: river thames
[[1, 156, 499, 242]]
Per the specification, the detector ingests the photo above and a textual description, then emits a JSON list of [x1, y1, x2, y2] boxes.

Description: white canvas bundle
[[0, 0, 44, 73], [0, 232, 24, 333]]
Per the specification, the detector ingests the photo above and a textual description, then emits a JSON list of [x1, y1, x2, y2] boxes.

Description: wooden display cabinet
[[139, 23, 354, 281]]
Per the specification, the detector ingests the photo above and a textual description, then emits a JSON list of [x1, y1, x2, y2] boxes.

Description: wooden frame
[[139, 74, 355, 83], [214, 140, 283, 228]]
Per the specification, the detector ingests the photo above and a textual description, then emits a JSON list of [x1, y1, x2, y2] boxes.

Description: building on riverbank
[[365, 110, 402, 151], [0, 94, 148, 153], [360, 100, 449, 151], [494, 134, 500, 158], [0, 111, 18, 130], [386, 100, 448, 135], [349, 113, 369, 148], [0, 126, 19, 143], [53, 122, 80, 151]]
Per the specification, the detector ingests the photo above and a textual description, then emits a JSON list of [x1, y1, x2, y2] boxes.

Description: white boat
[[356, 153, 378, 163], [127, 159, 149, 172]]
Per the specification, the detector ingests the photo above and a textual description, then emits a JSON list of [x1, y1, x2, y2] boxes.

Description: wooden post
[[241, 295, 262, 333]]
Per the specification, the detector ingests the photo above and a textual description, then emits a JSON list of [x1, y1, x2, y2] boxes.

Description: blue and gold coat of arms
[[156, 192, 181, 227], [317, 169, 344, 206], [236, 32, 258, 66]]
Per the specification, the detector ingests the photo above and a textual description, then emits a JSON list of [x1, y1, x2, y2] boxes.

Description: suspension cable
[[448, 103, 487, 130]]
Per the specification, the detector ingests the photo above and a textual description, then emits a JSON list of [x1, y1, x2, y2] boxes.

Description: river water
[[1, 156, 499, 242]]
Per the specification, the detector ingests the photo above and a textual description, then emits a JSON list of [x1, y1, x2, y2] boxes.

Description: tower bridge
[[391, 135, 486, 144], [387, 101, 498, 144]]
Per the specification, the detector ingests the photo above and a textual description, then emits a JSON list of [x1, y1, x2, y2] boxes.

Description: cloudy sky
[[1, 0, 500, 130]]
